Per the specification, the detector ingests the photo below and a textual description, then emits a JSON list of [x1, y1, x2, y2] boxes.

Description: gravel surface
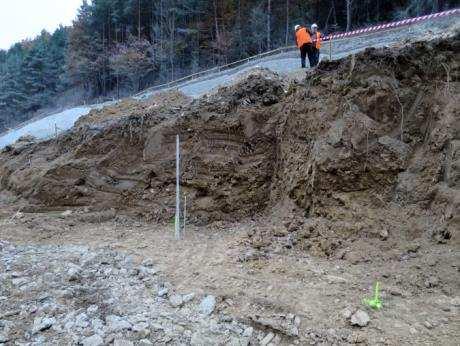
[[0, 241, 255, 345]]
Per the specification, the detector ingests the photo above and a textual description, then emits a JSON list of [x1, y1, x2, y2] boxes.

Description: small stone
[[219, 315, 233, 323], [61, 210, 72, 216], [91, 318, 104, 333], [133, 322, 150, 338], [426, 258, 438, 267], [32, 317, 55, 333], [406, 242, 420, 253], [423, 321, 433, 329], [243, 327, 254, 337], [182, 293, 195, 303], [67, 266, 82, 281], [379, 229, 389, 240], [348, 331, 366, 344], [199, 295, 216, 316], [114, 339, 134, 346], [106, 315, 132, 332], [87, 305, 99, 314], [190, 332, 215, 345], [341, 308, 353, 319], [293, 315, 301, 327], [157, 287, 169, 297], [138, 340, 153, 346], [81, 334, 104, 346], [260, 332, 274, 346], [138, 266, 157, 279], [142, 259, 154, 267], [350, 310, 370, 327], [169, 294, 184, 308], [424, 276, 439, 288], [12, 277, 28, 287], [451, 297, 460, 307], [0, 333, 9, 344], [389, 287, 405, 297], [75, 313, 89, 328], [0, 310, 20, 318]]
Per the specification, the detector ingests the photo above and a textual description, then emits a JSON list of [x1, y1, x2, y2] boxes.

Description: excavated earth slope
[[0, 35, 459, 248]]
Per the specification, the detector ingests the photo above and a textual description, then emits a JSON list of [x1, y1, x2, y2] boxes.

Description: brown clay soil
[[0, 34, 459, 345]]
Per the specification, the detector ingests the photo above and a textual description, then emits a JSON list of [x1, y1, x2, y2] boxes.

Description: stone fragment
[[199, 295, 216, 316], [169, 294, 184, 308], [106, 315, 132, 332], [157, 287, 169, 297], [81, 334, 104, 346], [114, 339, 134, 346], [138, 340, 153, 346], [0, 333, 9, 344], [32, 317, 55, 334], [350, 310, 370, 327], [133, 322, 150, 338], [260, 332, 274, 346], [182, 293, 195, 304], [250, 314, 299, 337]]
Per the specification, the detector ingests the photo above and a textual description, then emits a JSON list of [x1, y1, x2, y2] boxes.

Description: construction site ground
[[1, 208, 459, 345], [0, 30, 459, 346]]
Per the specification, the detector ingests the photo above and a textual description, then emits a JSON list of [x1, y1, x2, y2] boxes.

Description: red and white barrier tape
[[323, 8, 459, 41]]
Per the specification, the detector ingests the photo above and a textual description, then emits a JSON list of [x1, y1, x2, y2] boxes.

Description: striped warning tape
[[323, 8, 459, 41]]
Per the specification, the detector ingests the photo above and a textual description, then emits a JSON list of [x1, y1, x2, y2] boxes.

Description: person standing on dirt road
[[295, 25, 312, 68], [309, 23, 322, 67]]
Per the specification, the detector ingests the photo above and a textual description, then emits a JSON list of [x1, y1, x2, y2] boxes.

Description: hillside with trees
[[0, 0, 455, 132]]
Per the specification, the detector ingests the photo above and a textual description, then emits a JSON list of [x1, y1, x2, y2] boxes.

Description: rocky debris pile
[[75, 90, 192, 129], [0, 35, 458, 246], [1, 134, 37, 156], [0, 242, 258, 345]]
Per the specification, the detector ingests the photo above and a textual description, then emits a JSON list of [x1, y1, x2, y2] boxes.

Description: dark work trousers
[[309, 47, 320, 67], [299, 44, 311, 68]]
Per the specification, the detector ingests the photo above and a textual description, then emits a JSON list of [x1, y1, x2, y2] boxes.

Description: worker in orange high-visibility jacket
[[294, 25, 312, 68], [309, 23, 322, 67]]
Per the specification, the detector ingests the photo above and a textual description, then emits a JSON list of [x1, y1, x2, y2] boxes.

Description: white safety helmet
[[294, 25, 300, 31], [311, 23, 318, 30]]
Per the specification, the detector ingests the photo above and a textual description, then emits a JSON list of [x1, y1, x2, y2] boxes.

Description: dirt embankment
[[1, 35, 459, 248]]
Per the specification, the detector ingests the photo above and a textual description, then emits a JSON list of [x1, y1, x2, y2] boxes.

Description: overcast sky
[[0, 0, 83, 50]]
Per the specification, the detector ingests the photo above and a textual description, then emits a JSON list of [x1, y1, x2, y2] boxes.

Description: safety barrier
[[134, 8, 459, 98]]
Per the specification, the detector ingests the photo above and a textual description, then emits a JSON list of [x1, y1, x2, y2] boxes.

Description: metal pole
[[175, 135, 181, 240], [329, 38, 333, 61], [183, 195, 187, 235]]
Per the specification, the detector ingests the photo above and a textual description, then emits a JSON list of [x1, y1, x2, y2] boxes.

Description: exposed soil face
[[1, 36, 458, 237], [0, 35, 459, 345]]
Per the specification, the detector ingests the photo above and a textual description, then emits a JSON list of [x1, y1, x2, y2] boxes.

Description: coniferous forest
[[0, 0, 455, 132]]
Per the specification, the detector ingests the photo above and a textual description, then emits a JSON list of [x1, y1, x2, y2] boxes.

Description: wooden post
[[175, 135, 181, 240]]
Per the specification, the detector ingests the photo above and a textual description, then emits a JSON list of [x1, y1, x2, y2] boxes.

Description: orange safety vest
[[295, 27, 312, 48], [312, 32, 322, 49]]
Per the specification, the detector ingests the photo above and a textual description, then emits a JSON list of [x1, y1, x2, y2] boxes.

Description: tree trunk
[[138, 0, 141, 40], [237, 0, 243, 57], [346, 0, 353, 32], [213, 0, 221, 63], [285, 0, 289, 46], [267, 0, 271, 50]]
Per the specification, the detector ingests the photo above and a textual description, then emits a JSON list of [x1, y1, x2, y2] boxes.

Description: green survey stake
[[364, 281, 382, 310]]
